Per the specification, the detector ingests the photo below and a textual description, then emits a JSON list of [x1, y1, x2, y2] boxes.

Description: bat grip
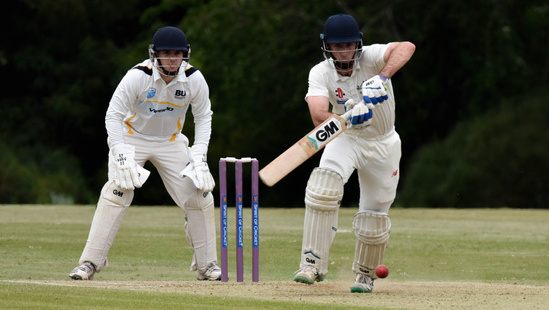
[[341, 110, 353, 123]]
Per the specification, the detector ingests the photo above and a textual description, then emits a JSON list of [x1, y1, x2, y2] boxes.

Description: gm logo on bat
[[306, 118, 344, 150]]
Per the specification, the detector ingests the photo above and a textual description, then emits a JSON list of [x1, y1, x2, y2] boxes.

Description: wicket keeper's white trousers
[[79, 133, 217, 273]]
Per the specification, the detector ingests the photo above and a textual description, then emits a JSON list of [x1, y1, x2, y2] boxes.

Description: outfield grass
[[0, 205, 547, 309]]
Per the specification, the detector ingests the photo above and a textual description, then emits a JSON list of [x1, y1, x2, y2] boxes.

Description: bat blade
[[259, 113, 348, 187]]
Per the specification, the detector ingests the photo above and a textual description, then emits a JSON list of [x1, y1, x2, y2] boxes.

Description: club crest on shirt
[[147, 87, 156, 98]]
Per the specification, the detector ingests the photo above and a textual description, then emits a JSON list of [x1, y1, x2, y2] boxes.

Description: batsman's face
[[328, 42, 358, 62], [156, 50, 185, 71]]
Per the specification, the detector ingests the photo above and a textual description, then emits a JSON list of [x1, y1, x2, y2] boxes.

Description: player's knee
[[100, 180, 134, 207], [185, 190, 214, 211], [353, 211, 391, 245], [305, 168, 344, 211]]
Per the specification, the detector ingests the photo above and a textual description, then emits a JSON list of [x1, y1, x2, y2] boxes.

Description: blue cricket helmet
[[149, 26, 191, 77], [320, 14, 363, 44], [152, 26, 189, 51], [320, 14, 364, 72]]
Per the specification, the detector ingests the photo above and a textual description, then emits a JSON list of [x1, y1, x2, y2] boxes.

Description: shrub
[[398, 91, 549, 208]]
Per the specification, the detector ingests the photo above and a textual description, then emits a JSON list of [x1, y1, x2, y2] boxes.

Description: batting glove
[[345, 99, 372, 128], [111, 143, 143, 190], [361, 75, 389, 105], [345, 98, 375, 111]]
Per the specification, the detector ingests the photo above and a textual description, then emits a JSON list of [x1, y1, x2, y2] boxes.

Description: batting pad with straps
[[300, 168, 343, 277], [79, 180, 134, 272], [352, 210, 391, 278], [184, 190, 217, 273]]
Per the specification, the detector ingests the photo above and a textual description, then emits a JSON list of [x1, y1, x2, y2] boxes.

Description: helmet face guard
[[321, 40, 363, 72], [149, 26, 191, 77], [149, 44, 191, 77], [320, 14, 363, 72]]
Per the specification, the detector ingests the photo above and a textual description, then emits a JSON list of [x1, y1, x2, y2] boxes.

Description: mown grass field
[[1, 205, 547, 309]]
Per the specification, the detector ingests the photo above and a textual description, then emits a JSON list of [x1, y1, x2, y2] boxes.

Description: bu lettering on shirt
[[175, 89, 187, 99]]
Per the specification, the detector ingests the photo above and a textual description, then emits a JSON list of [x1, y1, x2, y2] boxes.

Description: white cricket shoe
[[293, 265, 324, 284], [69, 262, 96, 280], [350, 273, 374, 293], [197, 263, 222, 281]]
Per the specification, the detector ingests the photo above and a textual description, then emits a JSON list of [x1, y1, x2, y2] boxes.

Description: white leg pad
[[184, 190, 217, 272], [352, 211, 391, 278], [300, 168, 343, 277], [79, 181, 134, 271], [184, 219, 198, 271]]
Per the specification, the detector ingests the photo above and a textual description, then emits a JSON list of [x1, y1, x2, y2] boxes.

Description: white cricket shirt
[[306, 44, 396, 138], [106, 59, 212, 147]]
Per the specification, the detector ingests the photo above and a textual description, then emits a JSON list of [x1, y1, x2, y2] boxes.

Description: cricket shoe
[[293, 265, 324, 284], [197, 263, 222, 281], [69, 261, 96, 280], [350, 273, 374, 293]]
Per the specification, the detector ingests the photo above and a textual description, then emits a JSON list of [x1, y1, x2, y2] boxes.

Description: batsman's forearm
[[309, 109, 337, 127], [380, 41, 415, 78]]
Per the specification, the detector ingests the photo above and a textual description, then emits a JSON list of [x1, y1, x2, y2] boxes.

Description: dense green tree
[[181, 0, 330, 205], [1, 0, 547, 207], [1, 0, 191, 204], [398, 90, 549, 208]]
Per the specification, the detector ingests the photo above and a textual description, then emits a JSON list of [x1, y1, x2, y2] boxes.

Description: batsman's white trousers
[[319, 128, 401, 214]]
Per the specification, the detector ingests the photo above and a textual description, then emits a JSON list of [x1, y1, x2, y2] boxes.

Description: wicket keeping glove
[[179, 144, 215, 192], [361, 75, 389, 105], [345, 99, 372, 128], [111, 143, 143, 190]]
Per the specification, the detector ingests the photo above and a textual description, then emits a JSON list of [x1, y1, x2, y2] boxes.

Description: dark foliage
[[1, 0, 547, 208]]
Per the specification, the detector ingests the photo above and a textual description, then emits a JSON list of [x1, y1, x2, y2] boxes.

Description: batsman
[[293, 14, 415, 293], [69, 26, 221, 281]]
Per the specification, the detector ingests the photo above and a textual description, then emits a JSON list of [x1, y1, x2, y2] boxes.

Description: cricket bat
[[259, 111, 351, 187]]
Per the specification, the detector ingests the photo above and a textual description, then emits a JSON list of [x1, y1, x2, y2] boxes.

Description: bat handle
[[341, 110, 353, 123]]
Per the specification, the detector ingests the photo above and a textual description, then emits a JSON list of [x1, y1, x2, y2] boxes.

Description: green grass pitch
[[1, 205, 547, 309]]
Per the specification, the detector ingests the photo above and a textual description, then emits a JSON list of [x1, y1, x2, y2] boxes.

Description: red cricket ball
[[375, 265, 389, 278]]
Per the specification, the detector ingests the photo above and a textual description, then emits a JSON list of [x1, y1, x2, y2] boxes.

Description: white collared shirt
[[306, 44, 396, 138], [106, 59, 212, 146]]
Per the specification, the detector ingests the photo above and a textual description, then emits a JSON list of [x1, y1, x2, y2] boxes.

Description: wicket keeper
[[70, 26, 221, 281]]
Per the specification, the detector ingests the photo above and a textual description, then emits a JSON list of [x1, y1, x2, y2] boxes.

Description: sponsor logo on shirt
[[150, 107, 174, 113], [335, 88, 348, 107], [336, 87, 345, 98]]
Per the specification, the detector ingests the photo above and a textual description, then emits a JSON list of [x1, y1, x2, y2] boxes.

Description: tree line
[[1, 0, 547, 208]]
